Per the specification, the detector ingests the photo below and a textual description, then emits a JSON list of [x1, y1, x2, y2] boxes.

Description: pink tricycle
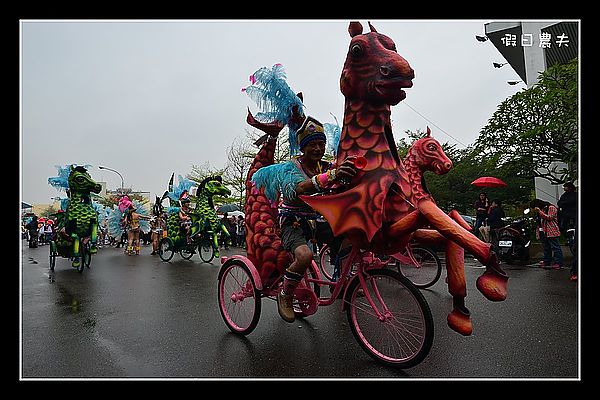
[[217, 245, 433, 368]]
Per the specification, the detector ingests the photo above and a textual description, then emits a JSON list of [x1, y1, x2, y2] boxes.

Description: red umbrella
[[471, 176, 507, 187]]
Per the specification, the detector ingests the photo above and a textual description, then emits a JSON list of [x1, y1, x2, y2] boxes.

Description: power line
[[401, 102, 470, 148]]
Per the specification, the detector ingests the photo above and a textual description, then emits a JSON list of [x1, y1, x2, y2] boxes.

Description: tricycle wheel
[[78, 242, 90, 273], [199, 240, 215, 263], [159, 237, 175, 262], [218, 259, 261, 335]]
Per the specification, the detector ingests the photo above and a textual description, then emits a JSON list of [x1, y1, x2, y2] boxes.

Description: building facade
[[484, 20, 579, 204]]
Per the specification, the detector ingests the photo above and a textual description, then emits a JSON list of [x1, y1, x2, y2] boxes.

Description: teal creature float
[[48, 164, 102, 268]]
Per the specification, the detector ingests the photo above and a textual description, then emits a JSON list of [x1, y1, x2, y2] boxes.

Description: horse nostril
[[445, 162, 453, 169]]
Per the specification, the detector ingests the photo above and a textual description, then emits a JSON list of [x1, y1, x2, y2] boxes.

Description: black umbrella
[[217, 203, 241, 213]]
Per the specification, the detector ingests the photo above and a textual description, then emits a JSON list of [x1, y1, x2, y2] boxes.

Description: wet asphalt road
[[20, 241, 580, 380]]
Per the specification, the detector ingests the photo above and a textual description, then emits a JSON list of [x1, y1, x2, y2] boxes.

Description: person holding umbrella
[[470, 177, 507, 239], [473, 192, 490, 239]]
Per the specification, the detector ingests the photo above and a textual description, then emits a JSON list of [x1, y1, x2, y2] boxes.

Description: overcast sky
[[21, 19, 528, 205]]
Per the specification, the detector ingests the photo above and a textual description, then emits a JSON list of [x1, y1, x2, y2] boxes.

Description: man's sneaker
[[570, 274, 577, 281], [538, 261, 546, 268], [552, 264, 561, 270], [277, 292, 295, 323]]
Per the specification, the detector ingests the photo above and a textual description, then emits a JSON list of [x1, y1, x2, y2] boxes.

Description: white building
[[483, 20, 579, 204]]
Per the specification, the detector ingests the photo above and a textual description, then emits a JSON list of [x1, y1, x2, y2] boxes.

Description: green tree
[[474, 58, 578, 184]]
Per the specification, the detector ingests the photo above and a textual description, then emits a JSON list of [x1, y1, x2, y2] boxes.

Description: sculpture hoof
[[447, 308, 472, 336], [476, 269, 508, 301]]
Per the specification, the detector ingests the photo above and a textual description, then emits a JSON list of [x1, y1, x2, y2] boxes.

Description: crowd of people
[[471, 183, 578, 282], [23, 214, 57, 248]]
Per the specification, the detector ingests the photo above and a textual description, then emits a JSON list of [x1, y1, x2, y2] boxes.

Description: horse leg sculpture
[[418, 199, 509, 301]]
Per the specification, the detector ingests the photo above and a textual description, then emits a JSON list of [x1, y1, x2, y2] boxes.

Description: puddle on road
[[54, 286, 83, 314]]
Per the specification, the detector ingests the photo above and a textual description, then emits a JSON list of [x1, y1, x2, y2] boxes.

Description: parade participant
[[150, 196, 166, 255], [124, 204, 150, 255], [252, 116, 358, 323], [178, 192, 193, 245], [109, 195, 150, 256]]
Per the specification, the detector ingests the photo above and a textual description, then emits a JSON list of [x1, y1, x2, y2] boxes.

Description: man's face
[[301, 139, 326, 162]]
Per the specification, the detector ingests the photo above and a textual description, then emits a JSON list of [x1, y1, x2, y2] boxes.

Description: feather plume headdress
[[167, 174, 195, 202], [107, 199, 150, 236], [242, 63, 306, 155], [48, 164, 93, 192], [324, 114, 342, 157]]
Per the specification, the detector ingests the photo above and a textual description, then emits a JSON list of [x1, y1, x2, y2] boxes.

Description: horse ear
[[296, 92, 303, 103], [349, 21, 363, 37], [368, 21, 377, 33], [426, 126, 431, 137]]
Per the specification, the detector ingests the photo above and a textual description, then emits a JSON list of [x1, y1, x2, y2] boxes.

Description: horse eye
[[427, 144, 437, 151], [351, 44, 363, 58]]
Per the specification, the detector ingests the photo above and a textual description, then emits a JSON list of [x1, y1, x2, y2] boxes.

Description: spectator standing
[[26, 215, 39, 248], [558, 182, 578, 281], [229, 216, 238, 247], [473, 192, 490, 238], [236, 215, 246, 249], [38, 220, 46, 245], [220, 212, 232, 250], [487, 199, 506, 252], [531, 198, 563, 270], [44, 221, 54, 244]]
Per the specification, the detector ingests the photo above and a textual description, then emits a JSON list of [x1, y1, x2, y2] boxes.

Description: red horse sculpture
[[242, 21, 508, 336], [299, 21, 509, 336]]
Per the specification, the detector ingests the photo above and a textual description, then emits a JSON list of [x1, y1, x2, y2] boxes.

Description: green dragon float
[[160, 173, 232, 261], [48, 164, 102, 268]]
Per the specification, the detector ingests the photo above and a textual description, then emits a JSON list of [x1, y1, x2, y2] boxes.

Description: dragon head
[[340, 21, 414, 105], [198, 175, 231, 198], [68, 165, 102, 195]]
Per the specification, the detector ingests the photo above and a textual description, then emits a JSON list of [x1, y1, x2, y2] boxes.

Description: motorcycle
[[495, 209, 532, 264]]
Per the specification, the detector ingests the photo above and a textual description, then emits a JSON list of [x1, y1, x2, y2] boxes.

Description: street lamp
[[507, 80, 523, 85], [475, 35, 488, 42], [98, 165, 124, 194], [493, 62, 508, 68]]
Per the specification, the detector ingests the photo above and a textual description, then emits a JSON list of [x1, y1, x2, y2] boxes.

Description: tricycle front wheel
[[346, 269, 433, 368]]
